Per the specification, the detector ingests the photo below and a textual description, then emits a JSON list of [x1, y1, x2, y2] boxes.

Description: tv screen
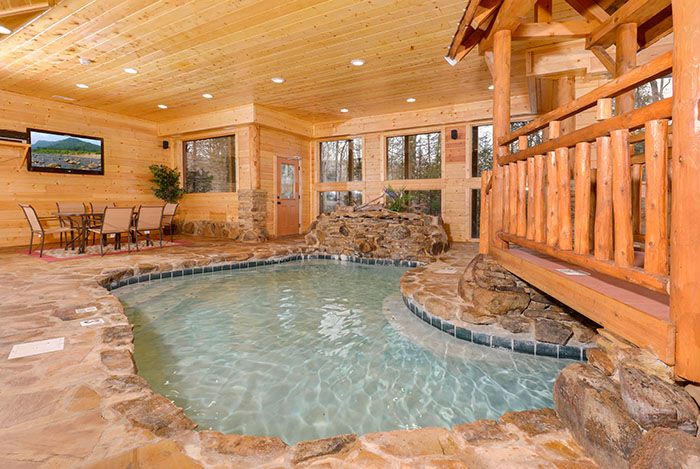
[[27, 129, 104, 175]]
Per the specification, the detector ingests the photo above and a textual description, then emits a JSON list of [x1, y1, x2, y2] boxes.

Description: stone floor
[[0, 237, 597, 468]]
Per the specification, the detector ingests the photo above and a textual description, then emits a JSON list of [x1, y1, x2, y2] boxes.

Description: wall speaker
[[162, 140, 169, 149], [450, 129, 459, 140]]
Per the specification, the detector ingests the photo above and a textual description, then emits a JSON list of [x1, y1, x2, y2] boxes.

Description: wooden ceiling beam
[[590, 45, 616, 73], [534, 0, 552, 22], [0, 3, 50, 19], [563, 0, 610, 23], [446, 0, 502, 64], [586, 0, 672, 49], [513, 20, 594, 40], [479, 0, 536, 54]]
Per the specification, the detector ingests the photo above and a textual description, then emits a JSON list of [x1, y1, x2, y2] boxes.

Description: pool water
[[115, 260, 569, 444]]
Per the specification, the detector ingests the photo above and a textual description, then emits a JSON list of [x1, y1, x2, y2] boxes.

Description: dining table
[[54, 211, 102, 254]]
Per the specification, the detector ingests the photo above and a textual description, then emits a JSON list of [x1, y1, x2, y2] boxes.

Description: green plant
[[149, 164, 186, 203], [384, 185, 413, 213]]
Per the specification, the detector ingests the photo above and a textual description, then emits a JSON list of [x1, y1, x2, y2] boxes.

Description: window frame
[[384, 130, 443, 181], [182, 133, 237, 194]]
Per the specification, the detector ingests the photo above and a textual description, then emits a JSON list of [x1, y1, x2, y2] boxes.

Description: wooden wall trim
[[312, 95, 532, 138]]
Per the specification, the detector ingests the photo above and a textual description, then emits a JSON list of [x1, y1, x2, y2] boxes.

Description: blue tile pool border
[[101, 251, 585, 361], [401, 295, 588, 362], [103, 253, 424, 292]]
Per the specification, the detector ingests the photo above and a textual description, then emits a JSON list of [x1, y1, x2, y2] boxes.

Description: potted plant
[[149, 164, 186, 203]]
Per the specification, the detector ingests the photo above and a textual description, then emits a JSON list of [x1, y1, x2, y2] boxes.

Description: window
[[471, 122, 543, 177], [635, 76, 672, 108], [319, 191, 362, 214], [320, 138, 362, 182], [184, 135, 235, 193], [471, 189, 481, 239], [407, 190, 441, 216], [387, 132, 441, 180]]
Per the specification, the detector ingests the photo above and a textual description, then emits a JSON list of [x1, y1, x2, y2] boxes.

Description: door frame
[[273, 155, 302, 237]]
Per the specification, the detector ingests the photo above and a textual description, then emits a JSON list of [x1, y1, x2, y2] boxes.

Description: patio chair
[[161, 202, 179, 242], [132, 205, 165, 249], [88, 202, 115, 244], [56, 201, 85, 249], [19, 204, 74, 257], [88, 207, 135, 256]]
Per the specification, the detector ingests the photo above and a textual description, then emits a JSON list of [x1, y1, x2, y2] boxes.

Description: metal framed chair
[[132, 205, 165, 249], [89, 202, 115, 244], [19, 204, 73, 257], [161, 202, 179, 242], [56, 202, 85, 249], [88, 207, 135, 256]]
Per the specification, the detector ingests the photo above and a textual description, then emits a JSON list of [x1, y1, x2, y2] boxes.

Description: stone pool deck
[[0, 237, 596, 468]]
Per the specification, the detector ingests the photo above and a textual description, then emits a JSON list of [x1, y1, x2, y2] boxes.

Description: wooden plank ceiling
[[0, 0, 578, 123]]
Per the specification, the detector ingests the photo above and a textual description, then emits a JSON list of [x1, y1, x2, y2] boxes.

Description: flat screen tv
[[27, 129, 104, 175]]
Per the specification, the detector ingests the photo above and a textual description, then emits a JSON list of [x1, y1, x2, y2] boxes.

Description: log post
[[479, 171, 492, 254], [489, 29, 512, 250], [556, 147, 572, 250], [671, 0, 700, 380], [509, 163, 519, 232], [644, 119, 669, 275], [611, 129, 634, 267], [526, 158, 536, 240], [595, 99, 614, 261], [503, 164, 511, 234], [616, 23, 642, 237], [574, 142, 592, 255], [517, 160, 527, 237], [546, 151, 559, 247], [534, 154, 546, 243]]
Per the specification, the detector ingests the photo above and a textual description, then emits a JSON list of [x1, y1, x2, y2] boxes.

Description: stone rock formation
[[629, 427, 700, 468], [458, 254, 597, 345], [554, 363, 644, 468], [305, 207, 448, 260]]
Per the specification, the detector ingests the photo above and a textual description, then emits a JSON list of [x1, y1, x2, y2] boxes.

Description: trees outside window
[[184, 135, 235, 193], [320, 138, 362, 182], [387, 132, 441, 180]]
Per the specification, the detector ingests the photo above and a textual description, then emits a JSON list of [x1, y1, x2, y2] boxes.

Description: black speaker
[[450, 129, 459, 140], [162, 140, 169, 149]]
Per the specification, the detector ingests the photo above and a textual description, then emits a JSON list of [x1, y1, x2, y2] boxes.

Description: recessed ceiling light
[[76, 83, 89, 89], [488, 84, 495, 90], [0, 25, 11, 35], [79, 57, 92, 65], [271, 77, 285, 84], [157, 104, 168, 109], [202, 93, 213, 99], [340, 108, 349, 113], [350, 59, 365, 66], [123, 67, 138, 74], [406, 97, 416, 103]]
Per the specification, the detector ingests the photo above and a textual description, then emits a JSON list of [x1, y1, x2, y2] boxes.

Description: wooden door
[[276, 157, 300, 236]]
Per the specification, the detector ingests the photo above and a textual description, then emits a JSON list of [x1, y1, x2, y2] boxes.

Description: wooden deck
[[492, 246, 674, 365]]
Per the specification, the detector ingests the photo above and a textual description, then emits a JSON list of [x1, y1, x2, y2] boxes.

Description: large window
[[471, 122, 543, 177], [387, 132, 441, 180], [408, 190, 441, 216], [320, 138, 362, 182], [319, 191, 362, 214], [184, 135, 235, 193]]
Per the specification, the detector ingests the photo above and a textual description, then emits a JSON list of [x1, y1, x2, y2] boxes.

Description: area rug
[[23, 239, 185, 262]]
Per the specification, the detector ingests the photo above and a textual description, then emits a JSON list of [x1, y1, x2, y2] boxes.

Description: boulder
[[619, 366, 699, 434], [629, 427, 700, 469], [498, 314, 532, 333], [305, 208, 448, 260], [554, 363, 643, 468], [534, 318, 573, 345]]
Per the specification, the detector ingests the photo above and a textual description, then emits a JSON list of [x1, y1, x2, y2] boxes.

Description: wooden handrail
[[498, 98, 672, 165], [499, 51, 673, 146], [500, 232, 669, 293]]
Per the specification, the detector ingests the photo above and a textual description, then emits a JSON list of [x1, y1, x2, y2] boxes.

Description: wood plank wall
[[0, 90, 163, 248]]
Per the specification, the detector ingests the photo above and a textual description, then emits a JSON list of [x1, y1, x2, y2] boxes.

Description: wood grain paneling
[[0, 89, 163, 247]]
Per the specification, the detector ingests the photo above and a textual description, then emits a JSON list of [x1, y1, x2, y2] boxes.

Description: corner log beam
[[587, 0, 673, 49], [670, 0, 700, 382]]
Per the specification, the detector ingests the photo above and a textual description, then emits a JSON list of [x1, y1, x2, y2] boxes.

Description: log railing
[[482, 51, 672, 294]]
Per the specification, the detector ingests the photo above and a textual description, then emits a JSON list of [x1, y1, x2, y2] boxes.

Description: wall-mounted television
[[27, 128, 104, 175]]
